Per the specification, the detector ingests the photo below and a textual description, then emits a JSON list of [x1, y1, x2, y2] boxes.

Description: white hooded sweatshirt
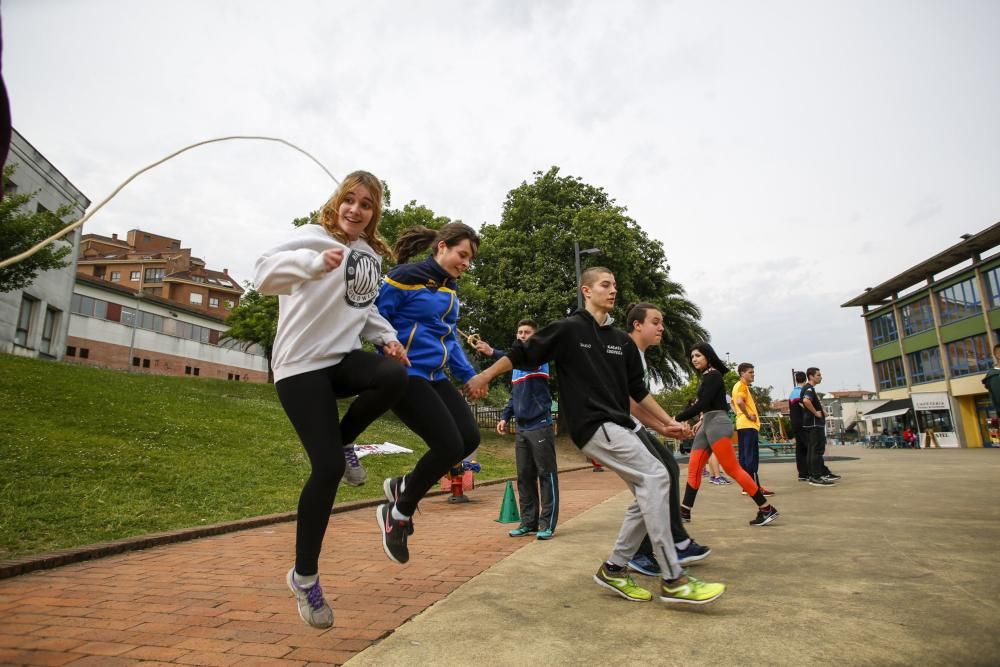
[[254, 224, 398, 382]]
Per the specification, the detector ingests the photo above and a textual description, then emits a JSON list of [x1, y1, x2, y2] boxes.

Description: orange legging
[[687, 436, 760, 496]]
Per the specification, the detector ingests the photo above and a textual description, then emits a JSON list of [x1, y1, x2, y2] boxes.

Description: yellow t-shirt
[[732, 381, 759, 431]]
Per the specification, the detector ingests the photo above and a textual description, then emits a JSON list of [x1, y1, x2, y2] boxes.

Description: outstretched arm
[[466, 356, 513, 400]]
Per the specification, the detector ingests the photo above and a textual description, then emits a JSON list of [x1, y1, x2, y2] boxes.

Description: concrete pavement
[[1, 446, 999, 666]]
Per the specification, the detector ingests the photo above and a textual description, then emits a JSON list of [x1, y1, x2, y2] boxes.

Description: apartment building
[[77, 229, 243, 315], [0, 129, 90, 360], [842, 222, 1000, 447]]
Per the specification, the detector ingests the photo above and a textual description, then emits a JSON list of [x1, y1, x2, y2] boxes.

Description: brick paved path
[[0, 469, 625, 666]]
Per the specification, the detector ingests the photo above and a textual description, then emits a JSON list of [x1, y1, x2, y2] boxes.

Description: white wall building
[[0, 129, 90, 360]]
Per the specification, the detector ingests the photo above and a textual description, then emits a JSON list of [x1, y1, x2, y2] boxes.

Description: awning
[[863, 398, 913, 419]]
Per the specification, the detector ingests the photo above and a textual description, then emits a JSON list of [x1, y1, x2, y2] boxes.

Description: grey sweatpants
[[581, 421, 682, 580]]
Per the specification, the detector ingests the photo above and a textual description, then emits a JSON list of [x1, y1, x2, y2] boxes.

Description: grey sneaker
[[286, 568, 333, 628], [343, 445, 367, 486]]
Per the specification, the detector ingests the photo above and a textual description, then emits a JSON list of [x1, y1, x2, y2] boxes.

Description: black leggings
[[275, 350, 408, 575], [391, 377, 480, 516], [634, 428, 690, 557]]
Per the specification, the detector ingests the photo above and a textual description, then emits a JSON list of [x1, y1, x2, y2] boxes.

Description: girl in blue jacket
[[374, 222, 481, 564]]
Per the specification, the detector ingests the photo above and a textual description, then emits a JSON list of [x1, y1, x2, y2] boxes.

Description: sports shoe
[[376, 503, 411, 564], [797, 476, 808, 482], [286, 568, 333, 628], [676, 541, 711, 565], [702, 468, 710, 477], [823, 472, 842, 481], [808, 477, 835, 486], [383, 475, 405, 503], [508, 525, 536, 537], [660, 573, 725, 605], [536, 528, 555, 540], [383, 476, 414, 534], [342, 445, 367, 486], [593, 564, 652, 601], [716, 476, 732, 485], [680, 506, 691, 523], [749, 506, 779, 526], [627, 553, 661, 576], [761, 488, 775, 496]]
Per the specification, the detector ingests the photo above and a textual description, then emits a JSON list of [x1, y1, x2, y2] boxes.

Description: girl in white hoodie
[[255, 171, 409, 629]]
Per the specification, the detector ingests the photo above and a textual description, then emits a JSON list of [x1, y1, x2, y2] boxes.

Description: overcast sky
[[5, 0, 999, 395]]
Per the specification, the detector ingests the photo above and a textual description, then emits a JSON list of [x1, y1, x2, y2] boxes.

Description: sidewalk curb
[[0, 464, 594, 580]]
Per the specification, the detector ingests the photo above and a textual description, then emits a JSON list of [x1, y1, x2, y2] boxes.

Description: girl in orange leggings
[[675, 343, 779, 527]]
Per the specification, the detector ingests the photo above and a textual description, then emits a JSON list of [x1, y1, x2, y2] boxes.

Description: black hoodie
[[505, 309, 648, 448]]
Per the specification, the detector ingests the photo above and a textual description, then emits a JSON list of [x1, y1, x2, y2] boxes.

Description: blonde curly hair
[[318, 170, 392, 259]]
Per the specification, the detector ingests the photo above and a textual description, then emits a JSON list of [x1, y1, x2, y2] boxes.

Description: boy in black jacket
[[467, 268, 726, 605]]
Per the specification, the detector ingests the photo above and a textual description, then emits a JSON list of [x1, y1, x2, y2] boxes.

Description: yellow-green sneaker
[[660, 573, 725, 605], [593, 564, 652, 602]]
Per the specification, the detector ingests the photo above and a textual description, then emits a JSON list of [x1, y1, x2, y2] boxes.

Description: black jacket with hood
[[505, 309, 648, 448]]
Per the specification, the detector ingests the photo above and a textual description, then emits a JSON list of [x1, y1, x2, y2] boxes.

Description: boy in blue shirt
[[476, 319, 559, 540]]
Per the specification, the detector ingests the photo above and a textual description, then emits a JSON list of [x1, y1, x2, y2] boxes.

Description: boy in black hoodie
[[467, 268, 726, 605]]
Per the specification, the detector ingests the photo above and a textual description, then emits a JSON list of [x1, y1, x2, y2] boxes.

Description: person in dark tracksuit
[[468, 268, 726, 606], [476, 320, 559, 540], [789, 371, 808, 480]]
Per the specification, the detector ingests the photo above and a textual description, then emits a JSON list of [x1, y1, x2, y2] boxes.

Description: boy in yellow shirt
[[732, 363, 773, 495]]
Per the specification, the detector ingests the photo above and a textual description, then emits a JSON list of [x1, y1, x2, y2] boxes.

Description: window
[[190, 293, 203, 305], [946, 334, 991, 377], [874, 357, 907, 390], [39, 308, 58, 356], [79, 348, 89, 359], [15, 295, 36, 347], [185, 366, 192, 375], [984, 267, 1000, 309], [869, 312, 898, 346], [66, 346, 76, 357], [209, 297, 219, 308], [144, 267, 165, 282], [133, 357, 141, 367], [192, 275, 206, 283], [121, 307, 136, 326], [936, 278, 981, 325], [110, 271, 120, 282], [908, 347, 945, 384], [142, 358, 150, 368], [900, 297, 934, 336], [193, 367, 200, 376], [130, 271, 140, 281], [94, 265, 106, 279]]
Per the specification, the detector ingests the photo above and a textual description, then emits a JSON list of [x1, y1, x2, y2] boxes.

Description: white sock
[[294, 571, 318, 587], [675, 539, 691, 550], [391, 505, 410, 522]]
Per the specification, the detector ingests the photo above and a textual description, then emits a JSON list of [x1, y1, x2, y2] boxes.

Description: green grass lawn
[[0, 354, 583, 560]]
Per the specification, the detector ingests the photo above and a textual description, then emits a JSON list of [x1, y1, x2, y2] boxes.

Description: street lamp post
[[574, 241, 601, 310]]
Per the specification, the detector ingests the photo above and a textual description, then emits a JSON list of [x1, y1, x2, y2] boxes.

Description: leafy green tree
[[222, 283, 278, 382], [0, 166, 75, 293], [464, 167, 708, 386]]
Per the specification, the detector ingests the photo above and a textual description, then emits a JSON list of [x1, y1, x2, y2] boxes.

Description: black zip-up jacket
[[505, 309, 648, 448]]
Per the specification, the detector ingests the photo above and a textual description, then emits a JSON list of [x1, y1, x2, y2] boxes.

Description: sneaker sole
[[382, 478, 397, 503], [659, 588, 725, 605], [750, 511, 780, 527], [376, 504, 407, 564], [342, 475, 366, 487], [808, 481, 835, 487], [677, 548, 712, 565], [592, 574, 651, 602]]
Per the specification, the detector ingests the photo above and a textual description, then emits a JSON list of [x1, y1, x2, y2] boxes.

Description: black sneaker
[[680, 506, 691, 523], [383, 476, 414, 534], [749, 506, 779, 526], [676, 541, 711, 565], [377, 502, 411, 564], [797, 476, 808, 482], [822, 472, 842, 481], [808, 477, 835, 486]]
